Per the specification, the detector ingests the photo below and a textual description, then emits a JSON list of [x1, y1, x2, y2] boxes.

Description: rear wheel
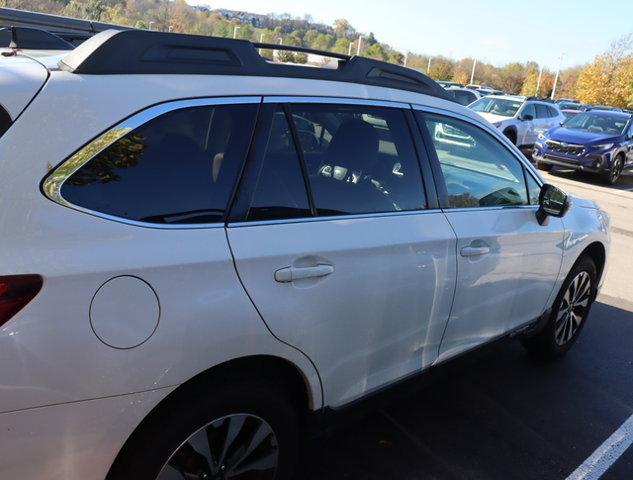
[[108, 381, 301, 480], [536, 160, 553, 171], [522, 255, 597, 358]]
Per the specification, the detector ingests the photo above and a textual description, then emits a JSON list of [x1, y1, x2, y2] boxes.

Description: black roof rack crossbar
[[0, 25, 74, 50], [253, 42, 350, 61], [60, 29, 451, 100]]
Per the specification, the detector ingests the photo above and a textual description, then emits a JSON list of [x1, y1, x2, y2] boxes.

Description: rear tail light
[[0, 275, 43, 328]]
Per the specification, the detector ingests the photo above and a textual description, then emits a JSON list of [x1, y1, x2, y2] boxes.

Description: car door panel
[[417, 110, 565, 363], [438, 208, 564, 361], [228, 214, 457, 406], [227, 100, 457, 407]]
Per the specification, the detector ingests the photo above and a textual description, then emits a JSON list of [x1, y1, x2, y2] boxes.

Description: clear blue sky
[[187, 0, 633, 69]]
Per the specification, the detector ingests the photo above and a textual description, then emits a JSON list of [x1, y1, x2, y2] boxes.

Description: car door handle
[[274, 264, 335, 283], [460, 246, 490, 257]]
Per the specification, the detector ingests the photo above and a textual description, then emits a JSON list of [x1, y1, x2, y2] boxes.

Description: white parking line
[[566, 414, 633, 480]]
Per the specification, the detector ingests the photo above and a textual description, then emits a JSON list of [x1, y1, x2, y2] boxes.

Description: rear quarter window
[[57, 103, 258, 225]]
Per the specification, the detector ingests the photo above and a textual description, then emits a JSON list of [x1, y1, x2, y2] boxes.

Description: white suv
[[470, 95, 566, 149], [0, 28, 610, 480]]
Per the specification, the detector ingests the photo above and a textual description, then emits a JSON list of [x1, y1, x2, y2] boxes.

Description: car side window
[[525, 171, 541, 205], [289, 104, 426, 216], [60, 103, 258, 224], [547, 106, 559, 118], [453, 90, 476, 106], [423, 113, 529, 208], [521, 103, 536, 119], [245, 107, 311, 221], [535, 104, 549, 119]]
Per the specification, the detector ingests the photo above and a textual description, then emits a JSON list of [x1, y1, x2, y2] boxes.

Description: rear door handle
[[275, 264, 335, 283], [460, 246, 490, 257]]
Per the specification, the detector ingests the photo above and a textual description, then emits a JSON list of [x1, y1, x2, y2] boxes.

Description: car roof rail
[[59, 29, 452, 100], [0, 7, 121, 45], [0, 25, 74, 50]]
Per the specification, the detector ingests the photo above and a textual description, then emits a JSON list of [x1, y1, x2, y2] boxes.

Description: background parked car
[[438, 80, 464, 88], [586, 105, 623, 112], [557, 101, 583, 111], [561, 109, 582, 119], [533, 110, 633, 184], [447, 86, 481, 106], [556, 98, 580, 104], [469, 95, 566, 149]]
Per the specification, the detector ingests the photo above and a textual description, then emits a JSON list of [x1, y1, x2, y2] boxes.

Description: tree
[[63, 0, 106, 20], [498, 62, 526, 94], [575, 35, 633, 107], [452, 58, 474, 84], [428, 57, 454, 81], [332, 37, 350, 55], [332, 18, 354, 39]]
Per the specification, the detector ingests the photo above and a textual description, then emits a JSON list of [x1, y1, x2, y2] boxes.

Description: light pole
[[404, 52, 408, 67], [233, 25, 240, 39], [427, 56, 432, 74], [356, 35, 363, 56], [348, 41, 352, 56], [148, 21, 154, 31], [535, 65, 544, 97], [551, 53, 564, 100], [470, 58, 477, 85], [259, 33, 264, 55]]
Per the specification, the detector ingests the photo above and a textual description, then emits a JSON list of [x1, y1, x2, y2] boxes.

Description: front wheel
[[522, 255, 597, 358], [602, 155, 624, 185], [108, 381, 301, 480]]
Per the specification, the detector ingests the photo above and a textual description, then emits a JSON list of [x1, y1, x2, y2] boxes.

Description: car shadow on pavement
[[296, 299, 633, 480]]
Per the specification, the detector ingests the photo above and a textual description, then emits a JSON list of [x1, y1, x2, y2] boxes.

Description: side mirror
[[536, 184, 570, 225], [521, 114, 534, 121]]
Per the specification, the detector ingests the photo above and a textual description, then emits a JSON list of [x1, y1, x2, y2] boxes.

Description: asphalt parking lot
[[296, 168, 633, 480]]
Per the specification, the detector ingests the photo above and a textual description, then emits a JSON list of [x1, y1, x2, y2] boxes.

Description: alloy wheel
[[611, 158, 623, 183], [555, 271, 592, 346], [156, 413, 279, 480]]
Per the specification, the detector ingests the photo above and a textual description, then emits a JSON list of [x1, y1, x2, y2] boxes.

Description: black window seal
[[412, 110, 450, 209], [403, 108, 437, 210], [283, 104, 317, 217]]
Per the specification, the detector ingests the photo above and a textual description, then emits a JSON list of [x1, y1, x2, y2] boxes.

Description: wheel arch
[[580, 241, 607, 285], [106, 354, 314, 479], [502, 125, 518, 143]]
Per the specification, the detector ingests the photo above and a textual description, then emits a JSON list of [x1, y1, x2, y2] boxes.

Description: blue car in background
[[533, 110, 633, 184]]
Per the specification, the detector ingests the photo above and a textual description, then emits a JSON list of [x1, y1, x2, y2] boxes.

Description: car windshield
[[470, 98, 522, 117], [563, 112, 629, 135]]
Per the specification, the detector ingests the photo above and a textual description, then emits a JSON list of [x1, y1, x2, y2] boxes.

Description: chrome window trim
[[443, 205, 539, 214], [263, 96, 410, 110], [227, 209, 444, 228], [42, 96, 262, 229], [410, 103, 544, 187]]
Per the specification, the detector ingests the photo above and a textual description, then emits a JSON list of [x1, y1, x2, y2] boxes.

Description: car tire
[[536, 160, 553, 171], [601, 154, 624, 185], [107, 380, 301, 480], [503, 129, 517, 145], [521, 255, 597, 358]]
